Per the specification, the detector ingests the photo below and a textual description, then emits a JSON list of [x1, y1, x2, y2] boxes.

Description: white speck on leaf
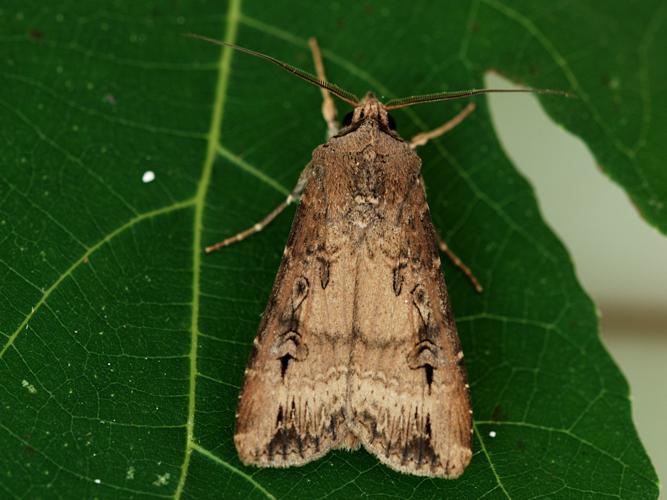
[[153, 472, 170, 486], [489, 430, 497, 438], [93, 479, 101, 485], [21, 380, 37, 394], [126, 466, 135, 480], [142, 170, 155, 183]]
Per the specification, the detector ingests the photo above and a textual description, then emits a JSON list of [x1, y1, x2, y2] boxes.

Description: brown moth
[[189, 34, 566, 478]]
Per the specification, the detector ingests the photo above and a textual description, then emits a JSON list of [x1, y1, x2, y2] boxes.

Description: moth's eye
[[342, 111, 354, 126], [387, 114, 397, 130]]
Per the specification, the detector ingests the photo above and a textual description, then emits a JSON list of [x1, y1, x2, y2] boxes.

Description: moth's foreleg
[[436, 233, 483, 293], [409, 102, 476, 149], [204, 181, 305, 254], [308, 37, 340, 139]]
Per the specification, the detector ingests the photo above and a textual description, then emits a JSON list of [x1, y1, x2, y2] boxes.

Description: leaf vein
[[174, 0, 241, 498], [475, 420, 660, 487], [0, 198, 195, 359], [190, 443, 276, 500]]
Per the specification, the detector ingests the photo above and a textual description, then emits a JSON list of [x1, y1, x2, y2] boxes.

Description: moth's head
[[341, 92, 397, 131]]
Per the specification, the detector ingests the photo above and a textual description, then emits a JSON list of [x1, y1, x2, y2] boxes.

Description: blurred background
[[486, 73, 667, 492]]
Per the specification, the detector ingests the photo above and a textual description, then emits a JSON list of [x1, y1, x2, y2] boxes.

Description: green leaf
[[0, 1, 661, 498]]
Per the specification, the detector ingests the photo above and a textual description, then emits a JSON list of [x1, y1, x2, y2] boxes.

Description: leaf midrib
[[173, 0, 243, 498]]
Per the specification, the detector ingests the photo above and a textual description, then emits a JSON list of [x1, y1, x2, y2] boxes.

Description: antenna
[[184, 33, 360, 107], [185, 35, 573, 111], [385, 87, 574, 110]]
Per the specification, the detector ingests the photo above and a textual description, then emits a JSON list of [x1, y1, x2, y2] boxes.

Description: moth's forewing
[[234, 161, 357, 466]]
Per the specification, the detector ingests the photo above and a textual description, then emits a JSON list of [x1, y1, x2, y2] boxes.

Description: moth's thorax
[[313, 119, 421, 238]]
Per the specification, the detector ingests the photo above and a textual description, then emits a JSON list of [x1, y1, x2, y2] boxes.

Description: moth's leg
[[308, 37, 339, 138], [410, 103, 476, 149], [436, 233, 483, 293], [204, 174, 308, 254]]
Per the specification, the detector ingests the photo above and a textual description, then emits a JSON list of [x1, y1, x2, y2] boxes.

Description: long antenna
[[385, 87, 573, 110], [185, 34, 573, 110], [184, 33, 360, 107]]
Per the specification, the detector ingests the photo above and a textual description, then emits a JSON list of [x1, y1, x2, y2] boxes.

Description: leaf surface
[[0, 1, 661, 498]]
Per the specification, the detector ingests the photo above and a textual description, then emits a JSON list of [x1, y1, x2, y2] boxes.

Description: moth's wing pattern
[[348, 174, 473, 478], [234, 162, 357, 467]]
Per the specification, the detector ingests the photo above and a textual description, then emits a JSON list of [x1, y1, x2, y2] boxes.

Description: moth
[[190, 34, 564, 478]]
